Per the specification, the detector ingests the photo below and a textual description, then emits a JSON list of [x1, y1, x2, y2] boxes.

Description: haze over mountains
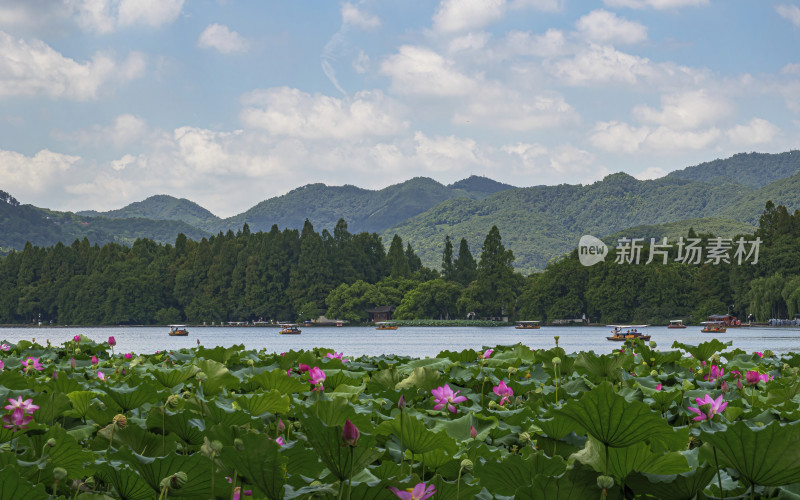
[[2, 151, 799, 273]]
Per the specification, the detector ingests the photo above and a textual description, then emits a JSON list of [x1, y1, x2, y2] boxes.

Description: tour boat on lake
[[667, 319, 687, 329], [700, 321, 727, 333], [168, 325, 189, 336], [375, 321, 399, 330], [607, 324, 651, 341], [279, 324, 302, 335], [515, 320, 541, 330]]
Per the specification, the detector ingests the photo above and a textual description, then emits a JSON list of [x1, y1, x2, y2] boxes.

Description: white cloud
[[727, 118, 780, 146], [69, 0, 185, 33], [590, 121, 721, 153], [453, 84, 578, 130], [448, 32, 491, 53], [551, 44, 701, 87], [634, 166, 667, 179], [504, 29, 568, 57], [0, 149, 80, 200], [198, 24, 249, 54], [432, 0, 506, 33], [381, 45, 477, 96], [65, 114, 148, 147], [0, 31, 145, 100], [589, 121, 651, 153], [414, 131, 487, 171], [632, 90, 733, 130], [776, 4, 800, 27], [353, 50, 370, 74], [603, 0, 708, 9], [341, 3, 380, 29], [575, 10, 647, 45], [239, 87, 408, 139], [509, 0, 564, 12], [781, 63, 800, 75]]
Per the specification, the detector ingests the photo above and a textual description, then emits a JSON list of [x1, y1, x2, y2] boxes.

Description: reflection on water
[[1, 325, 799, 357]]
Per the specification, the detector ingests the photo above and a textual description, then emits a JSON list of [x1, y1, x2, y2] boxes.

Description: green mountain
[[219, 176, 513, 234], [606, 217, 757, 243], [78, 194, 221, 232], [720, 169, 800, 224], [667, 150, 800, 188]]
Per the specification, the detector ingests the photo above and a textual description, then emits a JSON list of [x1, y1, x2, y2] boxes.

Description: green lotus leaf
[[45, 374, 83, 394], [551, 381, 677, 448], [98, 420, 179, 457], [100, 383, 160, 414], [31, 391, 72, 425], [428, 473, 483, 500], [195, 344, 242, 364], [193, 359, 241, 396], [235, 389, 291, 415], [280, 440, 326, 481], [436, 349, 479, 362], [66, 424, 97, 442], [116, 447, 227, 498], [150, 366, 200, 389], [297, 415, 382, 482], [204, 399, 255, 427], [574, 351, 628, 382], [302, 397, 373, 429], [66, 391, 99, 421], [475, 452, 567, 495], [323, 369, 363, 388], [144, 407, 205, 447], [329, 383, 366, 401], [766, 377, 800, 405], [396, 357, 453, 375], [0, 466, 48, 500], [376, 414, 458, 455], [19, 425, 95, 482], [535, 417, 575, 440], [573, 435, 690, 481], [367, 367, 402, 390], [251, 369, 312, 394], [0, 369, 29, 390], [700, 420, 800, 487], [421, 447, 453, 469], [95, 463, 156, 500], [429, 411, 498, 441], [647, 389, 683, 414], [395, 367, 441, 391], [526, 462, 611, 500], [627, 464, 717, 500], [671, 339, 731, 362]]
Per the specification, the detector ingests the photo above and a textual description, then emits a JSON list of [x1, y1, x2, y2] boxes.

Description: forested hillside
[[667, 150, 800, 187], [78, 194, 221, 232]]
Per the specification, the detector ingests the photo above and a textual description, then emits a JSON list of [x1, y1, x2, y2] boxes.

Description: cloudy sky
[[1, 0, 799, 217]]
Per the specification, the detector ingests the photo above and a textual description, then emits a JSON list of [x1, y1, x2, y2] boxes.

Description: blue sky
[[1, 0, 799, 217]]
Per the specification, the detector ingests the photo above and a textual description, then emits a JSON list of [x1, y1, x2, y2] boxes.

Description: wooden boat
[[515, 320, 541, 330], [375, 321, 398, 330], [606, 324, 651, 341], [667, 319, 687, 329], [279, 323, 302, 335], [700, 321, 727, 333], [169, 324, 189, 336]]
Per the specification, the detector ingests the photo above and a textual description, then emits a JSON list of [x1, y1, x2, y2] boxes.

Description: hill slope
[[78, 195, 221, 232], [667, 150, 800, 188]]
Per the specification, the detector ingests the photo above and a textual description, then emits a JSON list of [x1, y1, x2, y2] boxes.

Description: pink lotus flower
[[98, 371, 108, 381], [431, 384, 468, 414], [389, 482, 436, 500], [277, 419, 285, 433], [124, 353, 132, 359], [298, 363, 310, 373], [0, 360, 4, 371], [0, 342, 9, 351], [398, 395, 406, 409], [4, 396, 39, 414], [108, 336, 116, 347], [232, 486, 253, 499], [470, 425, 477, 439], [493, 380, 514, 406], [21, 357, 44, 373], [656, 383, 662, 391], [70, 358, 76, 369], [755, 351, 763, 358], [308, 367, 326, 391], [326, 352, 349, 362], [275, 436, 285, 447], [482, 349, 493, 359], [73, 335, 81, 343], [705, 365, 724, 382], [687, 394, 728, 421], [2, 407, 34, 431], [746, 371, 771, 385], [342, 419, 360, 447]]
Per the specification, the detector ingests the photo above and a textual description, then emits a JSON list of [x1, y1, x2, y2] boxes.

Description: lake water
[[1, 325, 799, 357]]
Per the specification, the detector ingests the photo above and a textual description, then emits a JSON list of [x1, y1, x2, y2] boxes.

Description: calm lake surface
[[2, 325, 800, 357]]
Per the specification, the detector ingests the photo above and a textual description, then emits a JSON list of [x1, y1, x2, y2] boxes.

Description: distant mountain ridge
[[2, 152, 799, 271]]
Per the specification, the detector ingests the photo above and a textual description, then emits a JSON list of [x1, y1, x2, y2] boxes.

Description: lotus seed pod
[[159, 471, 188, 490], [650, 357, 655, 362], [507, 366, 517, 375], [211, 440, 223, 453], [234, 438, 245, 451], [196, 372, 207, 382], [552, 357, 561, 366], [75, 348, 81, 355], [166, 394, 180, 408], [53, 467, 68, 481], [460, 459, 474, 471], [248, 359, 255, 366], [46, 437, 57, 447], [597, 475, 614, 489], [519, 432, 531, 443], [488, 400, 498, 409], [113, 414, 127, 428], [649, 341, 657, 348], [650, 370, 659, 377]]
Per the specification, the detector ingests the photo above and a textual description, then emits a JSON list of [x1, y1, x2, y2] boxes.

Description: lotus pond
[[1, 336, 800, 499]]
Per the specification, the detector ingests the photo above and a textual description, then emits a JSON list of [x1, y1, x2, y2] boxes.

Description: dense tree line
[[0, 202, 796, 326]]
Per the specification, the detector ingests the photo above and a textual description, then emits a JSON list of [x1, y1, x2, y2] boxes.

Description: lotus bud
[[75, 348, 81, 355], [650, 370, 658, 377], [159, 471, 188, 491], [53, 467, 68, 481], [597, 475, 614, 489], [210, 440, 223, 453], [196, 372, 207, 382], [108, 336, 116, 347], [113, 414, 127, 429], [277, 419, 285, 433], [460, 459, 474, 472], [721, 380, 729, 393], [488, 400, 498, 409], [341, 419, 360, 447], [507, 366, 517, 376], [736, 378, 743, 390], [650, 357, 655, 363], [248, 359, 255, 367], [519, 432, 530, 443], [398, 394, 406, 410], [52, 370, 58, 379], [91, 356, 98, 365], [470, 425, 478, 439], [554, 336, 560, 345], [234, 438, 245, 451], [551, 357, 561, 366], [682, 379, 694, 391], [649, 341, 657, 348]]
